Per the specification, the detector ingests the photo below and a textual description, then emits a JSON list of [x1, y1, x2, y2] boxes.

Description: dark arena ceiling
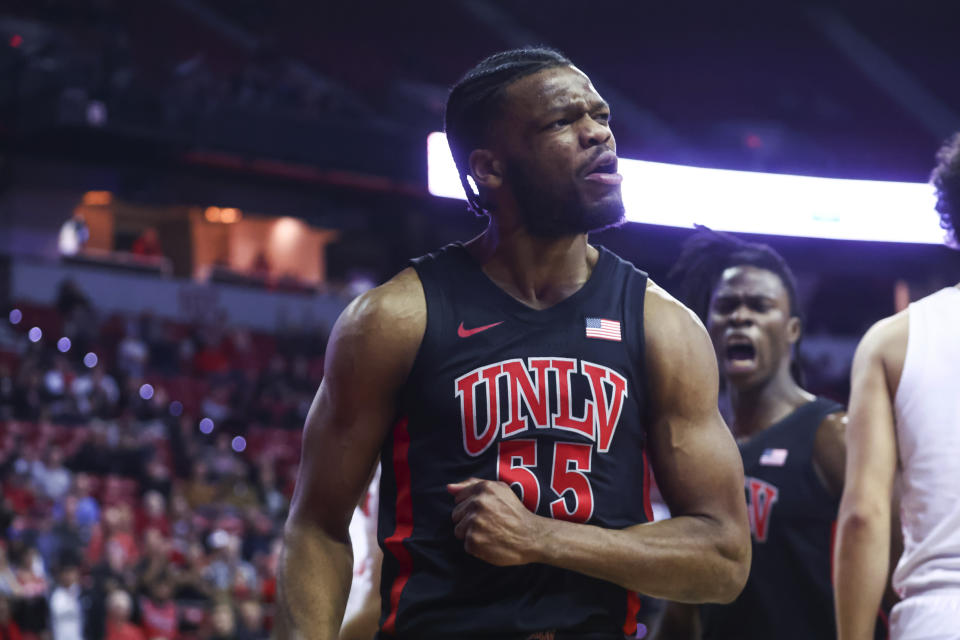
[[2, 0, 959, 185]]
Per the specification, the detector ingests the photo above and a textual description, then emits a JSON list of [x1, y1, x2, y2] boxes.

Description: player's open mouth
[[724, 336, 757, 373], [583, 152, 623, 185]]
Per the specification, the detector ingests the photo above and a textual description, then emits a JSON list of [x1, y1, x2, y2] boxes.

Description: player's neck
[[728, 369, 813, 439], [464, 224, 598, 310]]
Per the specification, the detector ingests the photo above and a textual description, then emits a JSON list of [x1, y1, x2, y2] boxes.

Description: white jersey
[[890, 287, 960, 636], [343, 465, 381, 622]]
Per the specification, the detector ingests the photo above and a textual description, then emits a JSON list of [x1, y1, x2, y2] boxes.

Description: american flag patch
[[759, 448, 789, 467], [585, 317, 621, 341]]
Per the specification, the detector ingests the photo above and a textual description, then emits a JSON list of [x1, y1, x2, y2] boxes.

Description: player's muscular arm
[[603, 283, 750, 602], [275, 269, 424, 640], [814, 410, 902, 612], [450, 283, 751, 603], [834, 314, 906, 640]]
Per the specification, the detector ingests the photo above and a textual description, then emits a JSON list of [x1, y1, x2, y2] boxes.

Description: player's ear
[[786, 316, 802, 344], [468, 149, 503, 193]]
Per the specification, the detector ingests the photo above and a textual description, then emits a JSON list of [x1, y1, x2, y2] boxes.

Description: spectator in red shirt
[[87, 506, 139, 568], [135, 492, 170, 537], [0, 594, 22, 640], [2, 467, 34, 518], [104, 590, 145, 640], [193, 344, 230, 376], [138, 576, 178, 640], [131, 228, 163, 258]]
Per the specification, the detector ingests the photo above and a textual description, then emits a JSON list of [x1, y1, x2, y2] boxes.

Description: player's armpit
[[834, 314, 905, 640], [276, 268, 425, 640]]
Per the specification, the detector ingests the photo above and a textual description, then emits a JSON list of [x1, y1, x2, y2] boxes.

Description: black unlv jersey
[[700, 398, 843, 640], [376, 243, 653, 639]]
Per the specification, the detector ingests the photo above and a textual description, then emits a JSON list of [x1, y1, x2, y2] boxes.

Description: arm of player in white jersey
[[834, 313, 906, 640], [339, 468, 383, 640]]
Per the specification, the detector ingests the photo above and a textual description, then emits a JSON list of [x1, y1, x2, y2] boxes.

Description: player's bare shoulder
[[328, 267, 426, 382], [643, 278, 712, 352], [813, 410, 847, 496], [816, 410, 847, 446], [856, 309, 909, 396], [642, 278, 719, 393], [344, 266, 424, 327]]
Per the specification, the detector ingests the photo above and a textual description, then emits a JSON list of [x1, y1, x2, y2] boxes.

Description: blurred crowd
[[0, 280, 329, 640], [3, 0, 366, 134]]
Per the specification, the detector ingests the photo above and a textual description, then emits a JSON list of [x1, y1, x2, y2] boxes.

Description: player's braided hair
[[931, 132, 960, 248], [669, 226, 806, 385], [444, 47, 572, 216]]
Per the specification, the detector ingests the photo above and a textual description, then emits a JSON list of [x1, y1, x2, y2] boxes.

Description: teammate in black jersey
[[275, 48, 750, 639], [655, 228, 893, 640]]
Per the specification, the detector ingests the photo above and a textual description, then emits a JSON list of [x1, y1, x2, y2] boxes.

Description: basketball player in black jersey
[[654, 229, 891, 640], [275, 48, 750, 640]]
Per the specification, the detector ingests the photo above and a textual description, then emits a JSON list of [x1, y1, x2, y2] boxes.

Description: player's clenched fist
[[448, 478, 544, 567]]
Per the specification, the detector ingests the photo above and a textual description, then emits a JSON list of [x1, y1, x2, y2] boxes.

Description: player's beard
[[507, 161, 625, 238]]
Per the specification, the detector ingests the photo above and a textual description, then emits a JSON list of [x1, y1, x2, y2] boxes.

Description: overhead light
[[204, 206, 242, 223], [426, 132, 943, 244], [219, 208, 241, 223]]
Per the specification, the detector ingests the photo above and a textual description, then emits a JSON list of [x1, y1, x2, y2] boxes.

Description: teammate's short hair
[[931, 132, 960, 247], [445, 47, 573, 215], [669, 226, 805, 384]]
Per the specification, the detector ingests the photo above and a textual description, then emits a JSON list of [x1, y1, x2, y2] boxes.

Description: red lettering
[[746, 477, 779, 542], [551, 359, 594, 439], [582, 363, 628, 453], [497, 440, 540, 512], [501, 358, 551, 436], [549, 442, 594, 523], [455, 364, 503, 456]]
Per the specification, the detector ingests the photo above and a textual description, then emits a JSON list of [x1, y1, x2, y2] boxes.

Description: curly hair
[[931, 132, 960, 247], [444, 47, 572, 215]]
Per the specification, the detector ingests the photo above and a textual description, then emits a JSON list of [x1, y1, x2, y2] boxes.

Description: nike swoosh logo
[[457, 321, 504, 338]]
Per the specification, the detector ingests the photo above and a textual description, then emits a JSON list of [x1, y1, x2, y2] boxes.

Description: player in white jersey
[[339, 466, 382, 640], [835, 132, 960, 640]]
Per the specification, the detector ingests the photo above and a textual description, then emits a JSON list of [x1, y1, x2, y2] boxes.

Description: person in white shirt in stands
[[58, 212, 89, 257], [49, 561, 83, 640], [835, 132, 960, 640]]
